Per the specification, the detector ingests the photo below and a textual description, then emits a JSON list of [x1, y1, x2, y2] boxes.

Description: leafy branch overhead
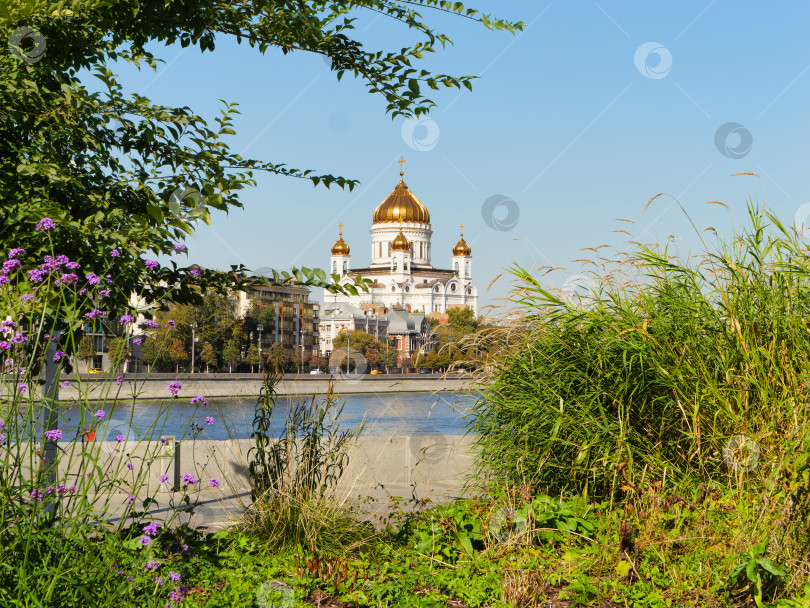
[[0, 1, 521, 314]]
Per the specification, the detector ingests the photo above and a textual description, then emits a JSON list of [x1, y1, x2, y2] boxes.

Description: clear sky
[[109, 1, 810, 313]]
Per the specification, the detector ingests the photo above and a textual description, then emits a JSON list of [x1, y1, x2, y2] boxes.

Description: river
[[61, 392, 475, 441]]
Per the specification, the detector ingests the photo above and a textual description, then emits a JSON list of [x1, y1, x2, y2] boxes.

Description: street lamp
[[190, 321, 197, 374], [257, 324, 263, 373]]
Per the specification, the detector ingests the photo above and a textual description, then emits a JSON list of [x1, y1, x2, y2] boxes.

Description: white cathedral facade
[[327, 161, 478, 314]]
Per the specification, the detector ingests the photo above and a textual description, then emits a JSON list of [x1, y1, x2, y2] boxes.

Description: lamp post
[[190, 321, 197, 374], [257, 324, 263, 373]]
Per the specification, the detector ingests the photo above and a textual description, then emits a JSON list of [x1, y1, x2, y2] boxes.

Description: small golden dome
[[331, 223, 350, 255], [372, 159, 430, 224], [452, 225, 471, 256], [391, 229, 411, 251]]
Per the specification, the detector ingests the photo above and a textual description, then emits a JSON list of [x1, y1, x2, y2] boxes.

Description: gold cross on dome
[[460, 223, 464, 235], [338, 222, 343, 235], [398, 156, 405, 177]]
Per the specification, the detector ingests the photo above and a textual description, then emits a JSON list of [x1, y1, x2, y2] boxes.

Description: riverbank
[[57, 372, 475, 401]]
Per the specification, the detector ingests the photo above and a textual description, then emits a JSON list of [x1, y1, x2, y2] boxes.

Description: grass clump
[[240, 373, 372, 554], [469, 203, 810, 595]]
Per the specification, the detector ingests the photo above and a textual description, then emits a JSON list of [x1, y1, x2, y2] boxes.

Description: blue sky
[[110, 1, 810, 312]]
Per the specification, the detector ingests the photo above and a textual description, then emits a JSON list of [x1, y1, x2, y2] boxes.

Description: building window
[[465, 262, 469, 275], [405, 286, 410, 292], [393, 259, 397, 270], [332, 261, 336, 273], [451, 283, 456, 292], [391, 286, 396, 292], [454, 262, 459, 274], [434, 286, 439, 293], [342, 261, 347, 273]]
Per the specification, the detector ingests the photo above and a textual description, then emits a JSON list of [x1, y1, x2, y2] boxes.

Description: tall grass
[[471, 204, 810, 506]]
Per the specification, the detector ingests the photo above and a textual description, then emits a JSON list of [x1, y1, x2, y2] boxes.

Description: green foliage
[[107, 336, 130, 369], [446, 306, 478, 332], [726, 541, 789, 607], [471, 204, 810, 498], [199, 341, 217, 372], [221, 339, 242, 372], [245, 343, 262, 372], [77, 335, 95, 366]]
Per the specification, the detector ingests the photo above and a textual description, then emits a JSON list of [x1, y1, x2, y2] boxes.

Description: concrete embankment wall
[[58, 374, 474, 401], [58, 436, 477, 504]]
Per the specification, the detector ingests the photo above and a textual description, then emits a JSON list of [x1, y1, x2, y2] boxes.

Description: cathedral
[[327, 159, 478, 315]]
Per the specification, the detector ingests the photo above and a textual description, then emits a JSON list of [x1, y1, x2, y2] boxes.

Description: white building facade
[[326, 162, 478, 314]]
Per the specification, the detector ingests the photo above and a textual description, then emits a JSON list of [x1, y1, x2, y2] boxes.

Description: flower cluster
[[181, 473, 197, 487], [44, 428, 62, 442], [167, 381, 183, 395], [35, 217, 56, 231], [190, 395, 208, 406]]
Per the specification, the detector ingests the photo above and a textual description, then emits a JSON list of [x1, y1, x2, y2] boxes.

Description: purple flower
[[94, 410, 106, 420], [53, 351, 66, 362], [190, 268, 202, 278], [10, 334, 26, 345], [160, 437, 168, 445], [86, 273, 100, 285], [126, 462, 134, 471], [116, 376, 124, 384], [29, 489, 44, 502], [106, 274, 112, 283], [139, 535, 151, 545], [0, 342, 10, 352], [61, 380, 70, 388], [165, 320, 175, 328], [0, 276, 8, 286], [99, 289, 110, 298], [115, 434, 124, 442], [3, 259, 21, 273], [144, 260, 159, 271], [181, 473, 197, 486], [155, 576, 164, 586], [144, 561, 160, 570], [205, 416, 214, 427], [8, 248, 26, 259], [158, 474, 169, 483], [78, 288, 87, 296], [17, 383, 27, 395], [65, 262, 81, 270], [27, 268, 45, 283], [44, 429, 62, 441], [119, 315, 134, 326], [35, 218, 56, 231], [173, 244, 187, 252], [145, 320, 158, 328], [169, 571, 181, 582], [190, 395, 208, 406], [143, 521, 161, 537], [110, 249, 120, 257], [181, 544, 189, 552], [210, 478, 220, 488], [58, 273, 78, 286], [19, 294, 37, 303], [127, 495, 135, 504], [85, 309, 102, 320], [167, 381, 183, 395], [133, 337, 142, 345], [0, 320, 16, 332]]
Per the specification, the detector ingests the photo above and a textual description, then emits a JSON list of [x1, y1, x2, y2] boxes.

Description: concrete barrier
[[56, 436, 476, 505]]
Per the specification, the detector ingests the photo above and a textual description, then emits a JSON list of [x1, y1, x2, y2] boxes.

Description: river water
[[62, 392, 475, 442]]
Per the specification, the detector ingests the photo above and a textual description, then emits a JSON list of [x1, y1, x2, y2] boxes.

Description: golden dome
[[331, 223, 350, 255], [391, 229, 411, 251], [372, 159, 430, 224], [452, 225, 471, 256]]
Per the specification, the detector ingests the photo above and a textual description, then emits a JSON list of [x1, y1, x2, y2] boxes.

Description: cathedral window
[[332, 261, 336, 273], [393, 259, 397, 270], [343, 261, 347, 273], [465, 262, 469, 275], [391, 286, 396, 292], [450, 283, 456, 292], [454, 262, 459, 274]]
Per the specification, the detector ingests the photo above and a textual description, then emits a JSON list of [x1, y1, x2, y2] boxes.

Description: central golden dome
[[372, 161, 430, 224]]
